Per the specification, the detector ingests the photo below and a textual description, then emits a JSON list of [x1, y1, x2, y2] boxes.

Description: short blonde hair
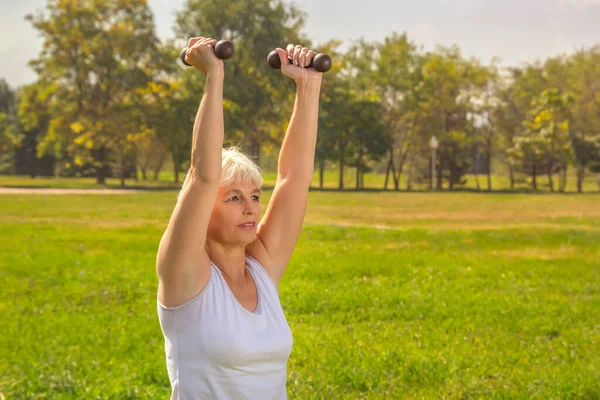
[[179, 145, 263, 199], [220, 145, 263, 187]]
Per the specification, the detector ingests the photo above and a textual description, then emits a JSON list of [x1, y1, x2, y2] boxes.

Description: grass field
[[1, 189, 599, 399], [1, 168, 599, 193]]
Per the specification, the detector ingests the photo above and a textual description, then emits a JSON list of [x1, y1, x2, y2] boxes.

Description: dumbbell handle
[[180, 40, 234, 66], [267, 50, 333, 73]]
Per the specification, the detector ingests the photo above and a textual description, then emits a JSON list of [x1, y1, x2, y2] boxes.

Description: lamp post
[[430, 135, 438, 190]]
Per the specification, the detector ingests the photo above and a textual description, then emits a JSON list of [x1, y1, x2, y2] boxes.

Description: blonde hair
[[178, 145, 263, 199]]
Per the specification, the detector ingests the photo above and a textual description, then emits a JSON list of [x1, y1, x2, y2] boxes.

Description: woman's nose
[[243, 200, 256, 214]]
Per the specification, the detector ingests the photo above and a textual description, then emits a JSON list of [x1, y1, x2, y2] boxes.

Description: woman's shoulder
[[245, 254, 279, 291], [158, 262, 217, 312], [245, 253, 265, 272]]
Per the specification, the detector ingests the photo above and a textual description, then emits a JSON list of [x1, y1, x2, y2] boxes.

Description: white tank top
[[157, 255, 293, 400]]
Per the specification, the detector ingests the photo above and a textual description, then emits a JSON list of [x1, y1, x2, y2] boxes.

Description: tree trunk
[[356, 136, 363, 190], [486, 146, 492, 192], [95, 146, 107, 185], [173, 158, 180, 184], [406, 152, 415, 191], [394, 149, 406, 191], [339, 148, 344, 190], [547, 160, 554, 192], [153, 152, 166, 181], [319, 158, 325, 190], [436, 163, 443, 190], [120, 156, 126, 188], [509, 165, 514, 189], [558, 165, 565, 193], [384, 154, 399, 191], [384, 134, 394, 191], [532, 162, 537, 190], [391, 157, 399, 190], [360, 169, 364, 190], [577, 164, 584, 193], [384, 158, 391, 190]]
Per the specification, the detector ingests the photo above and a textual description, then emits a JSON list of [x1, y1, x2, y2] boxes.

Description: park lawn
[[1, 169, 599, 193], [0, 191, 599, 399]]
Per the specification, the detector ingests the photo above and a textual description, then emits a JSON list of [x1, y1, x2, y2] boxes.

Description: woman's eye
[[252, 196, 260, 201], [231, 196, 239, 201]]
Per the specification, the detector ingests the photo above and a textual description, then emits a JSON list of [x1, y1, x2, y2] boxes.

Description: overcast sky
[[1, 0, 600, 88]]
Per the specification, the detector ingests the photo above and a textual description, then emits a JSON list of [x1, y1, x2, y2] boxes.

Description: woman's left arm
[[248, 44, 322, 285]]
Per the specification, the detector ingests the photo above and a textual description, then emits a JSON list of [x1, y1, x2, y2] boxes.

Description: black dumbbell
[[180, 40, 235, 66], [266, 50, 332, 73]]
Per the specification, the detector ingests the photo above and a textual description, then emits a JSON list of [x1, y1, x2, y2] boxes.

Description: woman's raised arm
[[156, 37, 224, 307], [249, 44, 323, 285]]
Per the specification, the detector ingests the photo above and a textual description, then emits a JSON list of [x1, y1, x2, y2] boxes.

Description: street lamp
[[430, 136, 439, 190]]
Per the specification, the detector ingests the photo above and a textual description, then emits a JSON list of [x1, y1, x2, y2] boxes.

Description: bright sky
[[1, 0, 600, 88]]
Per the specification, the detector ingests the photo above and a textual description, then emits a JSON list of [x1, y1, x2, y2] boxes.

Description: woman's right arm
[[156, 37, 224, 307]]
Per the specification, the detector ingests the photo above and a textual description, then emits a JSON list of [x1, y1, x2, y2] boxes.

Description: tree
[[566, 46, 600, 192], [26, 0, 164, 184], [525, 89, 573, 192], [588, 137, 600, 191], [495, 64, 547, 189], [348, 97, 388, 189], [18, 82, 55, 177], [417, 46, 488, 190], [138, 65, 199, 183], [315, 40, 345, 190], [174, 0, 307, 166], [468, 65, 499, 191], [0, 79, 21, 173], [373, 33, 421, 191], [319, 79, 356, 190]]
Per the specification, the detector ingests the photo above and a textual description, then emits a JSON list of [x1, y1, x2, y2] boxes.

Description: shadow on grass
[[307, 186, 600, 195], [3, 183, 597, 195]]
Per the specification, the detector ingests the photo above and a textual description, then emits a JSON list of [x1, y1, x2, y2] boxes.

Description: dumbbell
[[266, 50, 332, 73], [180, 40, 235, 66]]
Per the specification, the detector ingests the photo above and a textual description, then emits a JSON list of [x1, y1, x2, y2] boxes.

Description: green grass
[[2, 168, 599, 193], [1, 191, 599, 399]]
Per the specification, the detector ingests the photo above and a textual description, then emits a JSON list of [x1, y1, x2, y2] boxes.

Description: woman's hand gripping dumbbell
[[180, 38, 234, 73], [267, 44, 332, 73]]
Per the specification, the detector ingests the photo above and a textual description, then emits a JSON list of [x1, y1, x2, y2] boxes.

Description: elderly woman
[[156, 36, 323, 399]]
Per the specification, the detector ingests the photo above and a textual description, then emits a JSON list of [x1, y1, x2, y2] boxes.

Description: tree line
[[1, 0, 599, 191]]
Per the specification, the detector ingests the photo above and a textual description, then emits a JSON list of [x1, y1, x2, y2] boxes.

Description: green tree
[[467, 65, 499, 191], [418, 46, 488, 190], [319, 79, 355, 190], [175, 0, 307, 166], [26, 0, 164, 184], [348, 97, 388, 190], [495, 64, 547, 189], [588, 137, 600, 191], [528, 89, 573, 192], [566, 46, 600, 192], [18, 82, 55, 177], [0, 79, 21, 173], [373, 33, 421, 191], [315, 40, 345, 190]]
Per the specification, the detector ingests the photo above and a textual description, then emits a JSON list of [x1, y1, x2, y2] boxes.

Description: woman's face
[[207, 180, 262, 246]]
